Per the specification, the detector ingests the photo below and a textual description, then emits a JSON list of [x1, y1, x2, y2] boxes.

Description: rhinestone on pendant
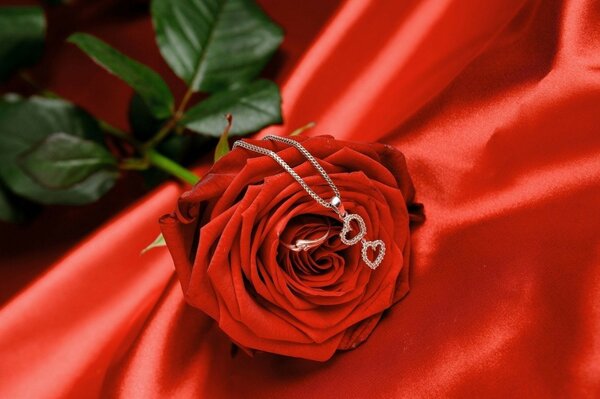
[[340, 213, 367, 245], [361, 239, 386, 270]]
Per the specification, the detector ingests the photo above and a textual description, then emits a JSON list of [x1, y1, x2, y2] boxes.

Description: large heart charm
[[340, 213, 367, 245], [361, 239, 386, 270]]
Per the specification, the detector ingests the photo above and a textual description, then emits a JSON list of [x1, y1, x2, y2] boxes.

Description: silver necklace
[[232, 135, 385, 270]]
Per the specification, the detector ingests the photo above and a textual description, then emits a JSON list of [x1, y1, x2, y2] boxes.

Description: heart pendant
[[361, 239, 386, 270], [340, 213, 367, 245]]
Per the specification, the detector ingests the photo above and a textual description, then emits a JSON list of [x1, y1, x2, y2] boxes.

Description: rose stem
[[146, 148, 200, 185]]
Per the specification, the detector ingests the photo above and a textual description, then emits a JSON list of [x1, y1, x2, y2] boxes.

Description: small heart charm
[[361, 239, 386, 270], [340, 213, 367, 245]]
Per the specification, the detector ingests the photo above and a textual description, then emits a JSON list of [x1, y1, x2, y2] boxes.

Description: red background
[[1, 0, 599, 397]]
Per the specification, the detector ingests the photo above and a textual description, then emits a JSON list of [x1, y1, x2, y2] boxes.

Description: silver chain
[[232, 135, 342, 215], [232, 135, 386, 269]]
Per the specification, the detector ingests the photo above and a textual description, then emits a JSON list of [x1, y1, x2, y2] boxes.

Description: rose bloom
[[160, 135, 423, 361]]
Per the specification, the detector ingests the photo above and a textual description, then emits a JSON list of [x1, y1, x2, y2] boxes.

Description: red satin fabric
[[2, 0, 600, 397]]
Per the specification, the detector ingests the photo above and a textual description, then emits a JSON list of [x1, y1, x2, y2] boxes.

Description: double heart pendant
[[283, 200, 386, 269], [235, 136, 386, 270], [338, 211, 386, 270]]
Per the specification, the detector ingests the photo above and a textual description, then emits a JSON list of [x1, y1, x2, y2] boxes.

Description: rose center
[[278, 214, 344, 278]]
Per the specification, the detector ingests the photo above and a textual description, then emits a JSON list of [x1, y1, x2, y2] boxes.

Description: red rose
[[160, 135, 422, 361]]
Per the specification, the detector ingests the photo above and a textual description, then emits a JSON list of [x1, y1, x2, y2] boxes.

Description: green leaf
[[0, 95, 118, 205], [141, 233, 166, 254], [214, 114, 232, 162], [151, 0, 283, 93], [19, 132, 117, 189], [68, 33, 174, 119], [0, 6, 45, 80], [182, 79, 281, 136], [127, 92, 211, 188], [128, 92, 167, 141]]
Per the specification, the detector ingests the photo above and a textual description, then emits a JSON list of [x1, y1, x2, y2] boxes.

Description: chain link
[[232, 137, 341, 212], [262, 135, 341, 199]]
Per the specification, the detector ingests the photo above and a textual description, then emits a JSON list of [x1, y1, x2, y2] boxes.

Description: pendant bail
[[330, 196, 346, 217]]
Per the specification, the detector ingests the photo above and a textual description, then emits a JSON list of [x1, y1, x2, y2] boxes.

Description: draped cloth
[[1, 0, 600, 397]]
